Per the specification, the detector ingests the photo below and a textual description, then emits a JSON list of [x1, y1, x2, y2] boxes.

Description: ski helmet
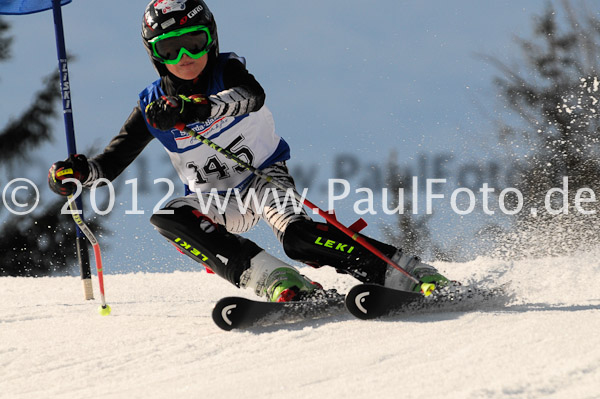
[[142, 0, 219, 76]]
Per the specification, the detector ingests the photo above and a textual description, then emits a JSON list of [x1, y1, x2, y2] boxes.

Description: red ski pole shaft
[[67, 195, 109, 309], [301, 197, 419, 284]]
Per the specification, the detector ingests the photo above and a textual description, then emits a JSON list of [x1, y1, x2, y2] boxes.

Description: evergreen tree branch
[[0, 70, 61, 167]]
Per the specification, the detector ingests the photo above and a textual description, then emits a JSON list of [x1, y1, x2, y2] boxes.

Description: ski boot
[[384, 251, 449, 294], [240, 251, 321, 302], [265, 268, 322, 302]]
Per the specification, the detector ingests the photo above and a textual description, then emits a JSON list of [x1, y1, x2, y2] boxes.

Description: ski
[[345, 284, 423, 319], [212, 292, 345, 331], [345, 283, 508, 320]]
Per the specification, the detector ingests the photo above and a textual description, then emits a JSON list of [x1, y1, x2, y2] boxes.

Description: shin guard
[[150, 205, 262, 286], [282, 219, 397, 284]]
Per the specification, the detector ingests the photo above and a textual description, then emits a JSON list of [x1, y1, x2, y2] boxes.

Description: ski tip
[[345, 284, 376, 320], [212, 297, 246, 331], [420, 283, 436, 297]]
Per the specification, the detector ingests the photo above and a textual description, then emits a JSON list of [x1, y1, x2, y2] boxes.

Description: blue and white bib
[[139, 53, 290, 194]]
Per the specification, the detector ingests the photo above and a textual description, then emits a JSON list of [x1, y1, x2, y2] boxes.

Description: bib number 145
[[187, 135, 254, 184]]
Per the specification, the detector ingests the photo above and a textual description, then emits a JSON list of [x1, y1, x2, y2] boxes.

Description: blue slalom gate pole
[[51, 0, 93, 299]]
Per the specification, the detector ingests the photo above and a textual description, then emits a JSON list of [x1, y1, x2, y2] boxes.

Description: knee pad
[[282, 219, 396, 284], [150, 205, 261, 286]]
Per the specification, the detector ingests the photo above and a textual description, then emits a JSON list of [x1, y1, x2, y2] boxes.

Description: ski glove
[[145, 94, 211, 131], [48, 154, 90, 196]]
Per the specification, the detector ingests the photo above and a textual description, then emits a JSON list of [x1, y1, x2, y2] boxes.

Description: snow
[[1, 253, 599, 399]]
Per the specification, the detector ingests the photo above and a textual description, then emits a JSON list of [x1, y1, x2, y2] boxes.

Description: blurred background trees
[[488, 0, 600, 258], [0, 16, 102, 276], [385, 0, 600, 260]]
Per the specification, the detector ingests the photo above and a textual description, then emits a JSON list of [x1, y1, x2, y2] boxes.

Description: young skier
[[48, 0, 448, 302]]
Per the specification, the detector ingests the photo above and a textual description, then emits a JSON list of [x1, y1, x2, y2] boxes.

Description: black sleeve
[[222, 58, 266, 102], [88, 106, 154, 183], [206, 58, 266, 118]]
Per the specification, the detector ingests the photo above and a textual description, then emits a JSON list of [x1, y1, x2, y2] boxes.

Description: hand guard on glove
[[48, 154, 90, 196], [145, 94, 211, 131]]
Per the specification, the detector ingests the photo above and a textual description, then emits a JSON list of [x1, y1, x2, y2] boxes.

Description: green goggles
[[149, 25, 213, 65]]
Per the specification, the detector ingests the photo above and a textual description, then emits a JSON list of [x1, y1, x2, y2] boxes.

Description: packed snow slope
[[1, 252, 599, 399]]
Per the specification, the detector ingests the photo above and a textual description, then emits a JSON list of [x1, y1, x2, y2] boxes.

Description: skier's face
[[165, 53, 208, 80]]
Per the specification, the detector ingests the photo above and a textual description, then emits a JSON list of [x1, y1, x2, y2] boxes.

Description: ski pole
[[51, 0, 93, 300], [175, 124, 435, 296], [67, 195, 111, 315]]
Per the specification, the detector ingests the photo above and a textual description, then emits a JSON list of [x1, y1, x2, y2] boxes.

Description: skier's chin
[[171, 67, 202, 81], [166, 54, 208, 81]]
